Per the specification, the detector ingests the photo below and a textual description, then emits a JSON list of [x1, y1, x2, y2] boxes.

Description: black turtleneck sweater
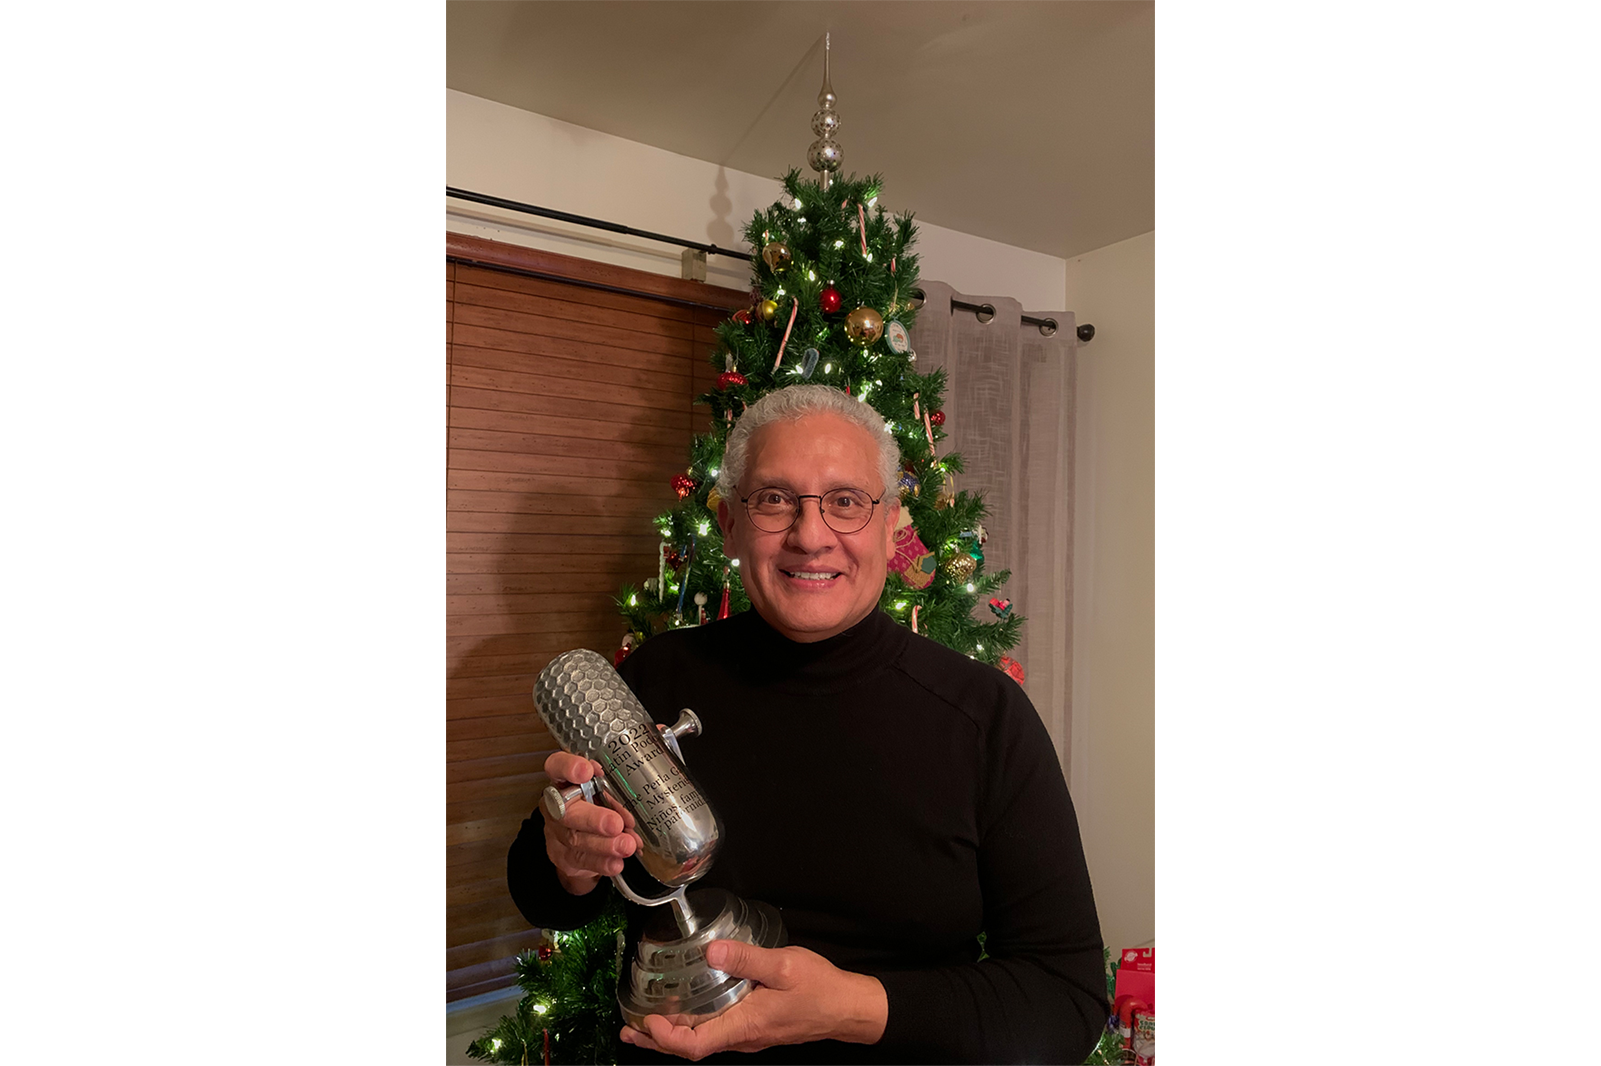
[[507, 608, 1107, 1064]]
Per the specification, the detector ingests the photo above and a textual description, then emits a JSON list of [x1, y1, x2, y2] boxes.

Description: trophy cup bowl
[[533, 649, 786, 1030]]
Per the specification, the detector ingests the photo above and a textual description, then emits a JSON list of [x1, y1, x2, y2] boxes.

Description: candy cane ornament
[[772, 299, 799, 370]]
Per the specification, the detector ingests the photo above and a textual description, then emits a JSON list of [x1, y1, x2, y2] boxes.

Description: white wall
[[447, 90, 1067, 308], [1066, 231, 1156, 955]]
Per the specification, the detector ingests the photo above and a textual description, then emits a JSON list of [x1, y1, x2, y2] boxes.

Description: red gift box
[[1113, 948, 1154, 1063]]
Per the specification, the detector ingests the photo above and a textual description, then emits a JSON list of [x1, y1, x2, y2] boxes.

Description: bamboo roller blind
[[446, 235, 745, 1002]]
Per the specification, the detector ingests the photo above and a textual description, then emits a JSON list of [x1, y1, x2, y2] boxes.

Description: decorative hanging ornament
[[999, 655, 1026, 685], [799, 347, 820, 378], [759, 298, 779, 322], [614, 632, 637, 668], [773, 299, 799, 369], [732, 308, 752, 325], [664, 546, 685, 572], [705, 486, 722, 512], [819, 286, 842, 314], [671, 473, 696, 499], [807, 33, 843, 191], [897, 466, 920, 498], [943, 552, 977, 583], [844, 306, 884, 346], [930, 409, 946, 427], [989, 597, 1013, 618], [889, 507, 936, 589], [537, 945, 553, 962], [717, 371, 748, 389], [935, 472, 957, 510], [885, 320, 911, 354], [761, 241, 792, 272]]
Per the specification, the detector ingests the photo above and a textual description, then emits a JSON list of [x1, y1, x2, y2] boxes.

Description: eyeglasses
[[739, 485, 885, 534]]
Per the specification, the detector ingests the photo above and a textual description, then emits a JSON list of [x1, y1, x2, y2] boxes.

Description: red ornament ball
[[732, 308, 752, 325], [537, 945, 553, 961], [613, 634, 636, 668], [998, 655, 1026, 685], [930, 410, 946, 427], [671, 473, 696, 499], [717, 371, 748, 389], [819, 286, 843, 314]]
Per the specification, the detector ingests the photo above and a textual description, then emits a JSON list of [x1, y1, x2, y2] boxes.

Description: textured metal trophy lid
[[532, 648, 651, 759]]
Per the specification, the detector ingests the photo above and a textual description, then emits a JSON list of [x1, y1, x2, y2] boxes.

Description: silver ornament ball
[[811, 109, 840, 137], [808, 139, 843, 172]]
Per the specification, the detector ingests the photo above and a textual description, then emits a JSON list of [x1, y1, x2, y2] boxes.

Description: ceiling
[[447, 1, 1153, 261]]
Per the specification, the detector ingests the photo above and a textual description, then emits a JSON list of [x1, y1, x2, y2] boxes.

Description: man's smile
[[780, 568, 843, 582]]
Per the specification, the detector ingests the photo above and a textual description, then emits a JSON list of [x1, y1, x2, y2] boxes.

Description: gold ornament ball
[[761, 241, 792, 272], [844, 307, 884, 346], [943, 553, 977, 583], [759, 298, 779, 321]]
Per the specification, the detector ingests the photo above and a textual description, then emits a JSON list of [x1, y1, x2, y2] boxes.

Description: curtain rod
[[949, 298, 1096, 343], [447, 186, 753, 260], [446, 186, 1095, 343]]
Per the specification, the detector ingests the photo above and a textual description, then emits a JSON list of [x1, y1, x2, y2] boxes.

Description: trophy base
[[618, 887, 786, 1032]]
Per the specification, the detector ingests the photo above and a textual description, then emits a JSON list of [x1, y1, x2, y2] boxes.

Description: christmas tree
[[612, 166, 1022, 672], [467, 897, 627, 1065]]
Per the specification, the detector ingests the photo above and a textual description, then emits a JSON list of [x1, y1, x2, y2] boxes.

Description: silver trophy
[[532, 649, 785, 1029]]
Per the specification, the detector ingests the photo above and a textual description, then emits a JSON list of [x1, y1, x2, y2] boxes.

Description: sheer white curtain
[[908, 281, 1078, 761]]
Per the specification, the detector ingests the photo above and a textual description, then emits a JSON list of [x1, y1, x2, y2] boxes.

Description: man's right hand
[[542, 751, 639, 896]]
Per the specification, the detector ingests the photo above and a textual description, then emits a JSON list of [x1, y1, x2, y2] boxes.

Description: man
[[508, 385, 1107, 1063]]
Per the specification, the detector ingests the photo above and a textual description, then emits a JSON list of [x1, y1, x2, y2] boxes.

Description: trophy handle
[[612, 875, 699, 938], [543, 777, 602, 822], [660, 708, 701, 761]]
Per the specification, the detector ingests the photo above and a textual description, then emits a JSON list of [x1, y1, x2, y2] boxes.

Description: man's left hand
[[620, 940, 888, 1061]]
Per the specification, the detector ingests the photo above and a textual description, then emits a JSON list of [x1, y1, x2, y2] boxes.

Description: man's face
[[717, 412, 897, 643]]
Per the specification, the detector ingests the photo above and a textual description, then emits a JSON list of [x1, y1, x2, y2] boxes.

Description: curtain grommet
[[975, 303, 995, 324]]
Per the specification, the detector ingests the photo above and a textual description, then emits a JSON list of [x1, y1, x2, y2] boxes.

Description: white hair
[[716, 384, 902, 503]]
